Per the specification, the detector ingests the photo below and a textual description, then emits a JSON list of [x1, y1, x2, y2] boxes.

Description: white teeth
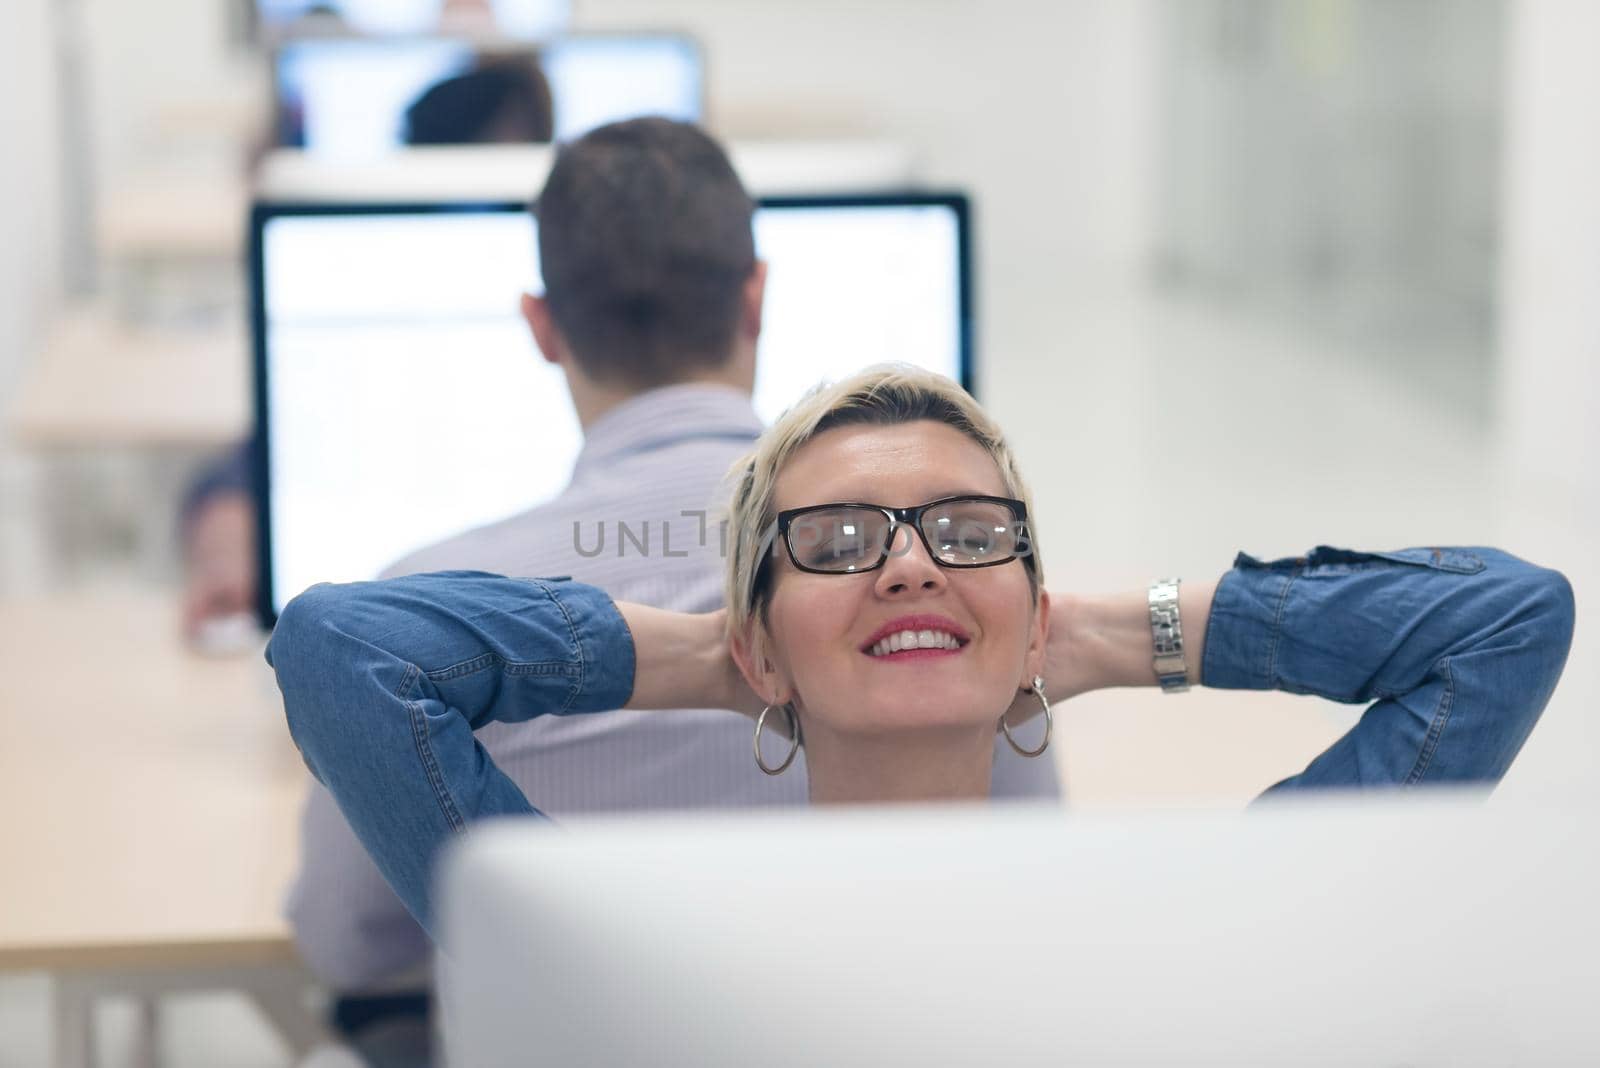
[[867, 629, 964, 655]]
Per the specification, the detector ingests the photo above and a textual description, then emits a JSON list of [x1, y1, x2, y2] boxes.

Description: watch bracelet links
[[1148, 577, 1190, 694]]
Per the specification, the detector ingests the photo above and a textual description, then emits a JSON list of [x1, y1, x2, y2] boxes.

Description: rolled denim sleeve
[[1202, 547, 1575, 792], [266, 571, 636, 932]]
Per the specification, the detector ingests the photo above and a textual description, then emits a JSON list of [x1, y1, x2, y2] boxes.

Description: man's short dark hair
[[534, 118, 757, 387], [405, 58, 554, 146]]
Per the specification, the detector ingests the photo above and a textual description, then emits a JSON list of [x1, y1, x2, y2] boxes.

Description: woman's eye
[[961, 530, 995, 552], [791, 514, 879, 568], [932, 510, 1017, 560], [943, 529, 993, 555], [814, 533, 869, 562]]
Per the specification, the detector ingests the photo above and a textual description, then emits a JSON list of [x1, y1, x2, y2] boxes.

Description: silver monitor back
[[439, 795, 1599, 1066]]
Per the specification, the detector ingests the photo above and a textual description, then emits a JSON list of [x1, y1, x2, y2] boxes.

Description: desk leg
[[250, 978, 326, 1060], [131, 995, 159, 1068], [49, 963, 328, 1067], [51, 976, 94, 1068]]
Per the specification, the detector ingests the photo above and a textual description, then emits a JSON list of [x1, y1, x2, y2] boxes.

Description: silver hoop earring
[[754, 703, 801, 776], [1000, 675, 1052, 758]]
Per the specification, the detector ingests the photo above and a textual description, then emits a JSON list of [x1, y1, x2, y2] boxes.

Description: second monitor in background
[[275, 32, 703, 156], [250, 195, 974, 622]]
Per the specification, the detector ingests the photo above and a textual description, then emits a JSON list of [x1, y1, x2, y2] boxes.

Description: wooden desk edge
[[0, 935, 300, 975]]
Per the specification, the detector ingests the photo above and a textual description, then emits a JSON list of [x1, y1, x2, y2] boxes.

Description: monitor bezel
[[250, 192, 975, 626]]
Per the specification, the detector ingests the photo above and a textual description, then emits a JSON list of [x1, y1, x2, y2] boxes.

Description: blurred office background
[[1, 0, 1595, 1063]]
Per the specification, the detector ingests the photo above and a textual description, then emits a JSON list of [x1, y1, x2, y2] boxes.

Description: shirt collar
[[571, 383, 764, 479]]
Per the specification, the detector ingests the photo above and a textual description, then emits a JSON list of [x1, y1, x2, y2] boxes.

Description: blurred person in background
[[265, 120, 1062, 1064], [178, 443, 259, 638], [403, 57, 553, 145]]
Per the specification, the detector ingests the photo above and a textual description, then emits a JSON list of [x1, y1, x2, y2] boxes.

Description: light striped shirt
[[286, 383, 1060, 988]]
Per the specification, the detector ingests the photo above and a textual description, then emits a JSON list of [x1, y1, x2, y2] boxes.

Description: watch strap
[[1148, 578, 1190, 694]]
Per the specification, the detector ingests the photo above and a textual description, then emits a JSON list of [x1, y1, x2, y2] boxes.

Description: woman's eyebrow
[[919, 487, 1001, 502], [793, 487, 999, 507]]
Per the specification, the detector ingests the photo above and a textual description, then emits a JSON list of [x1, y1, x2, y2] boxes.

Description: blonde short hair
[[724, 364, 1043, 644]]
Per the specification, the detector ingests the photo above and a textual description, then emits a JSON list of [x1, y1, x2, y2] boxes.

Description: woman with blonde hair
[[268, 365, 1574, 932]]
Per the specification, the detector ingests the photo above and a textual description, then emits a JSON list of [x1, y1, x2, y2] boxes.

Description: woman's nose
[[874, 525, 947, 596]]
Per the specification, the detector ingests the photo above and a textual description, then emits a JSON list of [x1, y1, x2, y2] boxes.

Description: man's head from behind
[[405, 58, 554, 146], [524, 118, 763, 400]]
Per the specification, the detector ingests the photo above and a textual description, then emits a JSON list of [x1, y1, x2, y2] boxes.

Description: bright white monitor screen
[[539, 36, 701, 142], [276, 35, 701, 157], [256, 199, 969, 616], [258, 0, 569, 39]]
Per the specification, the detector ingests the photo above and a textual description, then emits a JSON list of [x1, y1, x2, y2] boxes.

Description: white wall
[[0, 0, 61, 388], [1490, 0, 1600, 799], [80, 0, 263, 179], [0, 0, 62, 594], [1497, 0, 1600, 510]]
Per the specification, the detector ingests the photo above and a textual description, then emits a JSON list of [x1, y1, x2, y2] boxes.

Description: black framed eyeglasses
[[773, 495, 1032, 575]]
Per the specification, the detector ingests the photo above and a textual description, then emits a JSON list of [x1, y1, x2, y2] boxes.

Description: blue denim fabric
[[268, 548, 1575, 935], [267, 571, 634, 931], [1204, 547, 1574, 793]]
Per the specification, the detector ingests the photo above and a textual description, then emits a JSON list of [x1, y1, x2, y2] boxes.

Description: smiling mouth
[[865, 629, 969, 659]]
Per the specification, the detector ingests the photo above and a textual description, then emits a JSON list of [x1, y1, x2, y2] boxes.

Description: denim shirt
[[266, 546, 1574, 935]]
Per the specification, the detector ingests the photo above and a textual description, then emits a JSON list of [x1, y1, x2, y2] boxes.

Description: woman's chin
[[826, 683, 1004, 735]]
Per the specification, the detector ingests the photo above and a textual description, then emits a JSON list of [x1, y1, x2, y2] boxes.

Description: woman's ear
[[729, 619, 793, 708], [1023, 588, 1051, 687]]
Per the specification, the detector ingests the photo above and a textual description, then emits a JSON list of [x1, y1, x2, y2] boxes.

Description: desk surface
[[0, 591, 302, 972], [5, 310, 248, 449]]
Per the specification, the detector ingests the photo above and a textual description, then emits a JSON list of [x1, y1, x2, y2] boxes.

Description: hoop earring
[[1000, 675, 1052, 758], [754, 703, 801, 776]]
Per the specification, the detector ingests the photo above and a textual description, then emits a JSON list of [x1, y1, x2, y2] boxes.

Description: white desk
[[5, 308, 248, 449], [98, 174, 249, 264], [0, 590, 321, 1066], [255, 139, 918, 203]]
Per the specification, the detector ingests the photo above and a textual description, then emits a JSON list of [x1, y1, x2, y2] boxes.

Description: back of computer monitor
[[439, 798, 1599, 1066]]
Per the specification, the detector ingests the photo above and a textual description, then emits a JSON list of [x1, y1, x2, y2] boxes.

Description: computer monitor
[[274, 33, 703, 157], [438, 798, 1600, 1065], [252, 195, 973, 622], [257, 0, 568, 40]]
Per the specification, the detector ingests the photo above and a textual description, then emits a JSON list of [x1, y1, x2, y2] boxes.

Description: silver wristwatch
[[1147, 578, 1189, 693]]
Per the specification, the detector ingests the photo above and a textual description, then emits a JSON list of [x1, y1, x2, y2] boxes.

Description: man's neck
[[800, 723, 995, 804], [567, 364, 754, 433], [568, 378, 643, 432]]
